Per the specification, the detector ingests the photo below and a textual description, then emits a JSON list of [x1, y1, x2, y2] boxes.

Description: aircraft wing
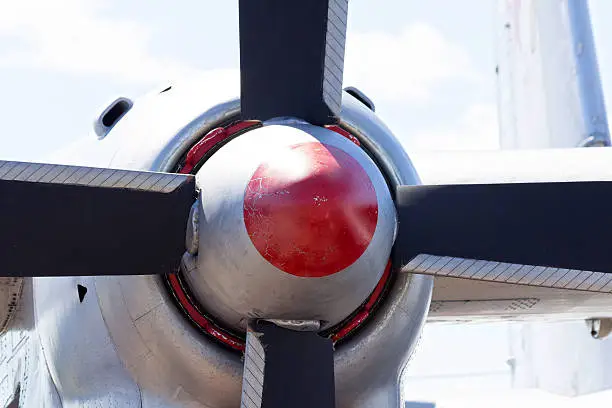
[[407, 148, 612, 322]]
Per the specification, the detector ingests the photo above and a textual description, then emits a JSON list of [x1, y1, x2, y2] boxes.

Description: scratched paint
[[243, 142, 378, 277]]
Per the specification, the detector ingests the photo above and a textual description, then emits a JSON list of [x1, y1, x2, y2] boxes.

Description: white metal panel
[[496, 0, 609, 149]]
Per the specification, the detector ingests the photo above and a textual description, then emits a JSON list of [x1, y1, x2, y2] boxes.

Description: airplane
[[1, 0, 612, 407]]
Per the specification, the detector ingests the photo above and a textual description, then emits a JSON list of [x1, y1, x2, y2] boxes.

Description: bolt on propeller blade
[[395, 182, 612, 293], [239, 0, 348, 125], [0, 161, 195, 277], [241, 321, 335, 408]]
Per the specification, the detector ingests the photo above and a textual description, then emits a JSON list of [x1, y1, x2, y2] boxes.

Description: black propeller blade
[[237, 2, 345, 405], [395, 182, 612, 292], [241, 321, 335, 408], [239, 0, 348, 125], [0, 161, 195, 277]]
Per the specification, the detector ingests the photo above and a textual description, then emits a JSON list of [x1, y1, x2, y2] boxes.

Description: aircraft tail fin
[[496, 0, 610, 149]]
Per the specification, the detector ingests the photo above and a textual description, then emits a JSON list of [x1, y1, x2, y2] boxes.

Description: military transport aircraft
[[1, 0, 612, 407]]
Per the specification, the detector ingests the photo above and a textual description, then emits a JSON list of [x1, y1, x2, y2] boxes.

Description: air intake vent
[[94, 97, 133, 139], [344, 86, 375, 112]]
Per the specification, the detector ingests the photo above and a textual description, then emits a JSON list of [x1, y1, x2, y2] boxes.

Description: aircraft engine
[[25, 79, 612, 407], [4, 2, 612, 407], [19, 81, 431, 408]]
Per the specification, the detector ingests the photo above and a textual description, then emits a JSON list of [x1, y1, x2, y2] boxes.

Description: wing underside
[[429, 276, 612, 321]]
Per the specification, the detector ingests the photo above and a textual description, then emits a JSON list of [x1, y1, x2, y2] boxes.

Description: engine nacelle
[[34, 79, 433, 407]]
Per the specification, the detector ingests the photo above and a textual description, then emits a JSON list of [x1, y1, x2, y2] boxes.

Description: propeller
[[0, 160, 195, 277], [237, 1, 347, 406], [239, 0, 347, 125], [2, 0, 611, 406], [394, 181, 612, 293], [241, 321, 335, 408]]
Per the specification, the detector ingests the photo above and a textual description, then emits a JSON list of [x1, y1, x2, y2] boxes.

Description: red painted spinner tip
[[244, 142, 379, 277]]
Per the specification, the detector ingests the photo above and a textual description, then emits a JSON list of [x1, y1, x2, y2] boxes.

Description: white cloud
[[344, 23, 475, 103], [0, 2, 476, 105], [0, 2, 497, 153], [406, 103, 500, 151], [344, 22, 499, 152], [0, 0, 205, 84]]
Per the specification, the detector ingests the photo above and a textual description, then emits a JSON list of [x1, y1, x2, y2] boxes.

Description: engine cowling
[[36, 80, 433, 408]]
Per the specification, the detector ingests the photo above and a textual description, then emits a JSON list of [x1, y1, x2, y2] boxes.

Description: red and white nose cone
[[185, 122, 396, 331]]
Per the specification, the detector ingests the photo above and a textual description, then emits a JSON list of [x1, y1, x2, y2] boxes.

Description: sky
[[2, 0, 612, 404], [2, 0, 612, 160], [0, 0, 503, 161]]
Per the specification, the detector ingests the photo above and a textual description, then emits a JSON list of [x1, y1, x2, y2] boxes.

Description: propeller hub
[[184, 122, 396, 331]]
